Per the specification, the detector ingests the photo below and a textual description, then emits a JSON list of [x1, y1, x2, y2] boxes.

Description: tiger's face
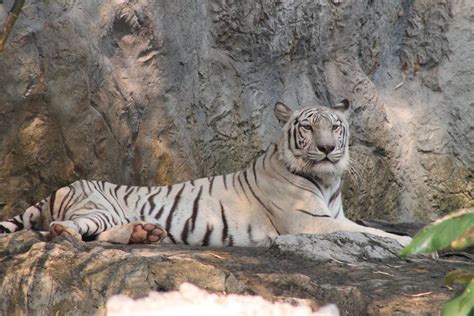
[[274, 100, 350, 180]]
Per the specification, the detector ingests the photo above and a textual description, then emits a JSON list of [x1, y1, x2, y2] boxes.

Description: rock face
[[1, 230, 469, 316], [0, 0, 472, 222]]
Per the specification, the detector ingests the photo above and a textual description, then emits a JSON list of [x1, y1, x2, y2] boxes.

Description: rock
[[0, 230, 470, 315], [0, 0, 472, 225], [271, 232, 404, 263], [106, 283, 340, 316]]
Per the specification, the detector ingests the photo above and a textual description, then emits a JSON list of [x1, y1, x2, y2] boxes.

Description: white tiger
[[0, 100, 412, 247]]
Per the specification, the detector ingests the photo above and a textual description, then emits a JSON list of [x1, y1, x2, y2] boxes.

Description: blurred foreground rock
[[106, 283, 340, 316], [1, 230, 471, 316]]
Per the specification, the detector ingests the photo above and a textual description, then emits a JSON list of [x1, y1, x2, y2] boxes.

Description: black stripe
[[83, 223, 90, 236], [62, 186, 77, 219], [231, 173, 241, 198], [88, 216, 102, 235], [190, 179, 195, 186], [287, 126, 292, 149], [91, 181, 125, 219], [133, 187, 141, 210], [66, 190, 85, 214], [168, 233, 177, 244], [10, 217, 24, 230], [237, 173, 250, 201], [181, 219, 190, 245], [334, 206, 342, 219], [191, 186, 203, 232], [165, 184, 186, 236], [201, 224, 213, 246], [57, 187, 73, 220], [165, 185, 173, 197], [247, 224, 255, 244], [262, 152, 267, 171], [220, 201, 228, 244], [293, 126, 299, 149], [98, 180, 104, 190], [0, 224, 9, 233], [29, 211, 35, 228], [109, 184, 120, 202], [96, 212, 114, 232], [342, 126, 347, 148], [328, 184, 342, 206], [59, 187, 74, 219], [114, 184, 121, 200], [296, 209, 330, 218], [147, 188, 162, 216], [109, 211, 119, 225], [49, 190, 57, 219], [267, 157, 322, 197], [223, 174, 228, 191], [89, 213, 105, 232], [271, 144, 278, 158], [79, 179, 88, 194], [123, 187, 134, 206], [243, 169, 273, 215], [265, 214, 281, 235], [208, 176, 215, 196], [252, 160, 259, 187], [154, 205, 165, 220], [293, 172, 323, 193], [139, 203, 147, 220], [232, 173, 237, 189]]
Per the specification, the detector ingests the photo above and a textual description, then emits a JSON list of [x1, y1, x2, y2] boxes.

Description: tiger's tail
[[0, 197, 50, 234]]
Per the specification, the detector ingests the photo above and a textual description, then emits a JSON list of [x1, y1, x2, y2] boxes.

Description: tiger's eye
[[301, 124, 312, 131], [332, 124, 340, 131]]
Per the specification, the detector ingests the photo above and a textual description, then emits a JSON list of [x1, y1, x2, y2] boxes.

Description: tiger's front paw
[[129, 222, 167, 244]]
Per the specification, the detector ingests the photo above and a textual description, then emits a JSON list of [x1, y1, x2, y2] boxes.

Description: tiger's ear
[[333, 99, 350, 115], [274, 102, 293, 126]]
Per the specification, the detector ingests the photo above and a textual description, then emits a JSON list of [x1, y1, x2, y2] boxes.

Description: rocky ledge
[[0, 231, 472, 315]]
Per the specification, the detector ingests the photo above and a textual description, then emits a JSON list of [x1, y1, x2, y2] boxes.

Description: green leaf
[[451, 227, 474, 251], [441, 280, 474, 316], [400, 211, 474, 256], [445, 269, 474, 287]]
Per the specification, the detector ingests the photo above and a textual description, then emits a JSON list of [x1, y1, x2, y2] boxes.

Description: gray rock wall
[[0, 0, 472, 221]]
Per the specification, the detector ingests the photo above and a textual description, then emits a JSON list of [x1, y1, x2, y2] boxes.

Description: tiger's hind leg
[[96, 222, 167, 244], [47, 210, 118, 241], [49, 221, 82, 240]]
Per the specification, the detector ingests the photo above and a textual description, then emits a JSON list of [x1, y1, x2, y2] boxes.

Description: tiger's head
[[274, 100, 350, 182]]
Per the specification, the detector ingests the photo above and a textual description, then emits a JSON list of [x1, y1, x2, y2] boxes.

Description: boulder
[[272, 232, 404, 263], [0, 230, 470, 315]]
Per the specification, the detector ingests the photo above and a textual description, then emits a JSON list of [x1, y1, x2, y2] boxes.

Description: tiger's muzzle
[[307, 147, 342, 164]]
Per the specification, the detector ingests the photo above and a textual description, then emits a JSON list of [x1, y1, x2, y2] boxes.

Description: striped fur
[[0, 101, 412, 246]]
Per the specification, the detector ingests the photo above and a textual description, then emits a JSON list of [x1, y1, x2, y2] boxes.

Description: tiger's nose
[[317, 144, 335, 154]]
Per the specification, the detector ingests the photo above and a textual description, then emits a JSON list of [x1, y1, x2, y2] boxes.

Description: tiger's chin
[[281, 149, 349, 185], [309, 160, 344, 179]]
